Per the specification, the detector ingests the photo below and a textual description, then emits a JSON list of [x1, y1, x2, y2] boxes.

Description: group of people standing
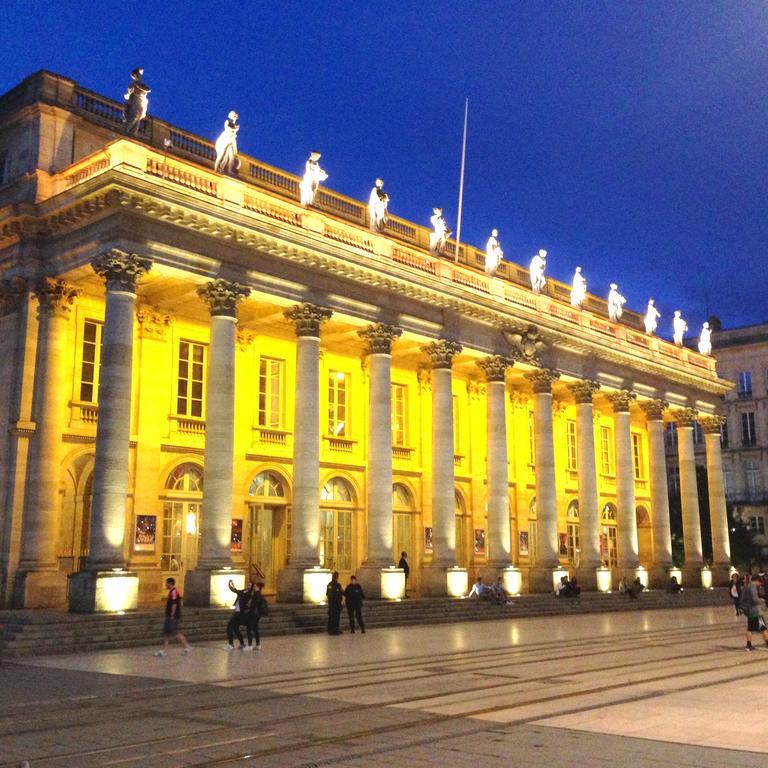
[[223, 579, 269, 651], [326, 572, 366, 635]]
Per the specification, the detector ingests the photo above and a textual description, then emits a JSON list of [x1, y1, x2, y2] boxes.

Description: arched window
[[393, 482, 415, 564], [566, 500, 580, 565], [165, 463, 204, 493], [161, 463, 203, 574], [567, 500, 580, 520], [393, 483, 414, 510], [635, 506, 651, 527], [321, 477, 354, 503], [320, 477, 355, 570], [249, 470, 287, 499]]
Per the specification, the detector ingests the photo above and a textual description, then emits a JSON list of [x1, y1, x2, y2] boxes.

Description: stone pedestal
[[69, 570, 139, 613], [13, 569, 69, 610], [575, 566, 599, 592], [184, 568, 245, 607], [529, 566, 564, 594], [421, 565, 468, 597]]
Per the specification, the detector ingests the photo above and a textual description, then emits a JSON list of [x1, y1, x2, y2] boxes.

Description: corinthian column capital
[[672, 407, 698, 427], [422, 339, 463, 369], [358, 323, 402, 355], [639, 398, 668, 421], [524, 367, 560, 394], [91, 249, 152, 292], [35, 277, 79, 318], [197, 279, 251, 318], [699, 415, 726, 434], [606, 389, 636, 413], [284, 302, 333, 336], [567, 379, 600, 404], [477, 355, 513, 382]]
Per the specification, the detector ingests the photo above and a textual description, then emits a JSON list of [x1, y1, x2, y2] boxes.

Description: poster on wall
[[558, 532, 568, 557], [424, 526, 433, 554], [518, 531, 529, 556], [231, 518, 243, 552], [473, 528, 486, 555], [134, 515, 156, 551]]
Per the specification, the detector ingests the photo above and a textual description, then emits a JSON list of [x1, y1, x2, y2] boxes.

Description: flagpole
[[454, 98, 469, 263]]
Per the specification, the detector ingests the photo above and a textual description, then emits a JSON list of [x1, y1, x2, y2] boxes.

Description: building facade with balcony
[[0, 71, 731, 611]]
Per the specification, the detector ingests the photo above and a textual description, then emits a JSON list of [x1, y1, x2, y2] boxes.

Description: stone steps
[[0, 589, 728, 658]]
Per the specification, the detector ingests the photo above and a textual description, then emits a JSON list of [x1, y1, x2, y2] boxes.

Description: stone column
[[525, 368, 561, 592], [477, 356, 514, 578], [70, 250, 151, 612], [700, 415, 731, 585], [567, 380, 601, 589], [608, 390, 640, 577], [674, 408, 703, 584], [357, 323, 403, 598], [185, 279, 250, 606], [276, 303, 332, 602], [16, 279, 79, 607], [421, 339, 463, 596], [640, 400, 673, 588]]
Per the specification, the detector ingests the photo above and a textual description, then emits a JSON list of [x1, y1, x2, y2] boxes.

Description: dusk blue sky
[[2, 1, 767, 334]]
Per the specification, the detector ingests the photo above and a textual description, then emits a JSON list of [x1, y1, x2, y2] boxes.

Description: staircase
[[0, 588, 729, 659]]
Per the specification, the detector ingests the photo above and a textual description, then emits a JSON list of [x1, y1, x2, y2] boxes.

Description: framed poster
[[231, 518, 243, 551], [424, 526, 433, 554], [559, 532, 568, 557], [518, 531, 529, 556], [473, 528, 486, 555], [134, 515, 156, 551]]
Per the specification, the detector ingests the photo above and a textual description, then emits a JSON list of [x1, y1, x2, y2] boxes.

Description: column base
[[646, 564, 673, 590], [357, 564, 405, 600], [13, 569, 68, 609], [529, 565, 567, 594], [481, 564, 521, 595], [277, 564, 329, 603], [680, 565, 702, 588], [69, 570, 139, 613], [184, 568, 244, 607], [421, 565, 468, 597], [575, 564, 602, 592], [708, 563, 731, 587]]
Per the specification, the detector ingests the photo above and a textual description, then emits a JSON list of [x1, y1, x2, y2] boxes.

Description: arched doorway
[[455, 489, 471, 568], [247, 469, 290, 592], [527, 497, 537, 565], [636, 505, 652, 566], [392, 482, 415, 565], [160, 463, 203, 582], [59, 452, 94, 574], [320, 477, 356, 574], [566, 499, 580, 567], [600, 502, 618, 568]]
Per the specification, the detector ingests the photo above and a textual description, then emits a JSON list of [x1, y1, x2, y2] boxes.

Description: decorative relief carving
[[197, 279, 251, 318], [421, 339, 462, 370], [567, 379, 601, 404], [0, 276, 27, 317], [283, 302, 333, 337], [416, 366, 431, 391], [508, 391, 528, 410], [671, 407, 698, 427], [639, 398, 668, 421], [606, 389, 636, 413], [466, 378, 486, 400], [699, 414, 726, 434], [357, 323, 402, 355], [91, 249, 152, 293], [502, 324, 545, 365], [136, 305, 170, 338], [524, 368, 560, 394], [34, 278, 79, 318], [477, 355, 513, 382], [236, 328, 255, 350]]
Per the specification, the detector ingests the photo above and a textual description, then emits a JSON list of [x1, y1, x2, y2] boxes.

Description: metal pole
[[454, 99, 469, 263]]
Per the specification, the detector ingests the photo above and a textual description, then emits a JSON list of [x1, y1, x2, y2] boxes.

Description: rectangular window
[[693, 422, 703, 445], [177, 341, 206, 417], [258, 357, 284, 428], [749, 516, 766, 534], [723, 465, 733, 498], [566, 420, 578, 471], [453, 395, 460, 454], [600, 426, 613, 475], [664, 422, 678, 449], [738, 371, 753, 399], [79, 319, 103, 403], [392, 383, 408, 446], [742, 412, 757, 447], [632, 433, 644, 480], [328, 371, 349, 436], [528, 411, 535, 466], [668, 466, 680, 494], [745, 461, 761, 497], [720, 420, 729, 448]]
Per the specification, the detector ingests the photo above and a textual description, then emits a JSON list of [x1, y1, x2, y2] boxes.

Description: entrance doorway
[[247, 470, 290, 593], [636, 505, 652, 566], [600, 502, 618, 568], [160, 463, 204, 582], [454, 490, 470, 568]]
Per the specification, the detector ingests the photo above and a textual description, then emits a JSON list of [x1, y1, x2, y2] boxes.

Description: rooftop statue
[[644, 299, 660, 335], [368, 178, 389, 232], [124, 68, 150, 135], [429, 208, 451, 254], [698, 322, 712, 356], [214, 111, 241, 175], [529, 249, 547, 294], [484, 229, 503, 276], [299, 151, 328, 207], [570, 266, 587, 309], [607, 283, 626, 322], [672, 310, 688, 346]]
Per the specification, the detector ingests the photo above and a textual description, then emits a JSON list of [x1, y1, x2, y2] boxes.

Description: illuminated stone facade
[[0, 72, 731, 609]]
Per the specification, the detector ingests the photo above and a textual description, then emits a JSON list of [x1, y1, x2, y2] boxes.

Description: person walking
[[224, 579, 253, 651], [326, 571, 344, 635], [155, 577, 191, 657], [344, 575, 366, 634], [741, 574, 768, 651], [398, 551, 410, 596], [730, 572, 743, 616], [246, 580, 268, 651]]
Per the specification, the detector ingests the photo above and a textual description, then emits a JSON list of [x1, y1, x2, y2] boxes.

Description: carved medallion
[[502, 324, 545, 365]]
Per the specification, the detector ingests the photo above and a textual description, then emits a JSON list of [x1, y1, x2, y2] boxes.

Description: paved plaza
[[0, 605, 766, 767]]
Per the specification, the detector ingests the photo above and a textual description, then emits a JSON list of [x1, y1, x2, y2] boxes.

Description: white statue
[[368, 178, 389, 232], [124, 67, 150, 135], [529, 249, 547, 294], [429, 208, 451, 254], [299, 151, 328, 207], [214, 111, 241, 175], [484, 229, 504, 275], [698, 322, 712, 356], [570, 266, 587, 308], [673, 310, 688, 346], [644, 299, 660, 335], [607, 283, 626, 322]]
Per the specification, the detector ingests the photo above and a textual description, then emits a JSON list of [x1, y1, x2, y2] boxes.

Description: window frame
[[257, 356, 285, 429], [391, 382, 408, 447], [327, 370, 350, 437], [78, 318, 103, 404], [599, 425, 613, 476], [176, 339, 207, 418], [566, 420, 578, 471]]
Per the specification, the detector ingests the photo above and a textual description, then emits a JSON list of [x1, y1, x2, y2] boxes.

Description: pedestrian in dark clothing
[[627, 576, 644, 600], [740, 574, 768, 651], [344, 575, 366, 633], [225, 579, 253, 651], [730, 572, 743, 616], [398, 551, 410, 596], [155, 577, 191, 657], [326, 571, 344, 635], [246, 580, 268, 651]]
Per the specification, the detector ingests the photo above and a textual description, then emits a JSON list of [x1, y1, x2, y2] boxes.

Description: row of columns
[[14, 249, 732, 609]]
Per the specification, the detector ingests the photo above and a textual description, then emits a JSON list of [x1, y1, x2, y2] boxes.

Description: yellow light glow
[[380, 567, 406, 600], [635, 565, 648, 589], [700, 567, 713, 590], [596, 567, 612, 593], [502, 567, 522, 596], [185, 511, 197, 535], [303, 567, 332, 603], [94, 572, 138, 612], [446, 566, 468, 597], [668, 566, 682, 586], [552, 567, 569, 592], [210, 570, 244, 607]]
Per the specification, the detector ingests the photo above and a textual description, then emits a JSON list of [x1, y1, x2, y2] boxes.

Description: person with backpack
[[246, 580, 268, 651], [155, 577, 191, 657], [224, 579, 253, 651], [740, 573, 768, 651], [344, 575, 366, 633]]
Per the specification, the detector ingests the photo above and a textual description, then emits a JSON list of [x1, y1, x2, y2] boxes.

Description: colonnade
[[11, 250, 733, 609]]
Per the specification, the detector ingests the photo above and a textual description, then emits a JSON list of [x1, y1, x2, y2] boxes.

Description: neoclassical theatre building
[[0, 71, 732, 611]]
